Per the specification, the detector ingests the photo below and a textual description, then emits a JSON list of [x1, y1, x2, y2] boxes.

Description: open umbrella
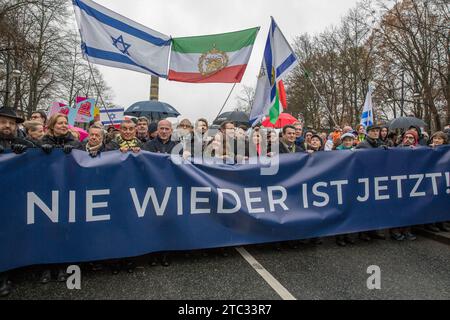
[[388, 117, 426, 131], [125, 101, 180, 122], [213, 111, 250, 127], [261, 113, 298, 129]]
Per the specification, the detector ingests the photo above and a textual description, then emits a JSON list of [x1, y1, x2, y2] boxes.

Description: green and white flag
[[168, 27, 259, 83]]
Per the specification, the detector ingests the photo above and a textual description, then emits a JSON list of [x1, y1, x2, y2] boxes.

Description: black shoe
[[39, 269, 52, 284], [288, 241, 299, 249], [370, 231, 386, 240], [219, 248, 229, 257], [274, 243, 282, 251], [336, 238, 346, 247], [90, 263, 103, 272], [344, 236, 356, 245], [437, 223, 450, 232], [111, 263, 121, 275], [391, 232, 405, 241], [149, 256, 158, 267], [56, 268, 67, 282], [425, 224, 440, 233], [0, 279, 12, 297], [404, 232, 417, 241], [359, 233, 371, 242], [161, 254, 170, 267], [311, 238, 323, 245], [125, 261, 135, 274]]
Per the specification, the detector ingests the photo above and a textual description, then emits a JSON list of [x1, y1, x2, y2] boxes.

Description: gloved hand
[[0, 145, 4, 154], [41, 144, 53, 154], [63, 144, 75, 154], [89, 150, 100, 158], [11, 144, 27, 154]]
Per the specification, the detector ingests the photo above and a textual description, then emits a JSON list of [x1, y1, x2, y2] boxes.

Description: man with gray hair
[[79, 125, 107, 157], [144, 119, 179, 154]]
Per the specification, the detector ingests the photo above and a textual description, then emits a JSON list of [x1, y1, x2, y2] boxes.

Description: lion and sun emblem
[[198, 45, 229, 76]]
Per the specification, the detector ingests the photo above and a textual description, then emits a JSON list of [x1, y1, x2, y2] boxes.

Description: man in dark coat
[[355, 124, 384, 149], [0, 107, 35, 155], [106, 119, 143, 153], [144, 120, 179, 154], [354, 124, 387, 241], [78, 125, 108, 157], [0, 106, 35, 297], [279, 125, 303, 154]]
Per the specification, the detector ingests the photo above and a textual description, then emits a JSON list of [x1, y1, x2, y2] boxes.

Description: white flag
[[361, 86, 374, 127], [250, 17, 298, 125], [73, 0, 171, 77]]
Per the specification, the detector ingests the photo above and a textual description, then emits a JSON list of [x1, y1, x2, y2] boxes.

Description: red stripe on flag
[[168, 65, 248, 83], [278, 80, 287, 109]]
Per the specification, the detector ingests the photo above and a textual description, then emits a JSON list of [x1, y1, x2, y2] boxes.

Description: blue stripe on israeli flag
[[73, 0, 171, 77]]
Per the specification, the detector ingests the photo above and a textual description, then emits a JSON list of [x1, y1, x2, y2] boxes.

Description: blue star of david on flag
[[111, 35, 131, 55]]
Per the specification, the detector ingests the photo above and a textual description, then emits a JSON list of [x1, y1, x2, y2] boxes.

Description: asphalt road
[[3, 236, 450, 300]]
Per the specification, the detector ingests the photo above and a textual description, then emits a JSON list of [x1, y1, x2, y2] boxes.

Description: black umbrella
[[213, 111, 250, 127], [388, 117, 427, 131], [125, 101, 180, 122]]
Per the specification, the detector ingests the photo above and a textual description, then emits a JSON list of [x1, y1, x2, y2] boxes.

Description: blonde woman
[[41, 113, 82, 154]]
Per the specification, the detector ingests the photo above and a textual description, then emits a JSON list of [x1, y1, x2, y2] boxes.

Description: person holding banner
[[40, 114, 82, 154], [79, 125, 107, 157], [389, 130, 421, 241], [355, 124, 384, 150], [106, 119, 143, 153], [355, 124, 387, 241], [0, 107, 36, 297], [145, 120, 179, 155]]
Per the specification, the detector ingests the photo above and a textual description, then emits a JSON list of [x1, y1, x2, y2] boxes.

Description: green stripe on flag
[[172, 27, 259, 53], [269, 87, 281, 124]]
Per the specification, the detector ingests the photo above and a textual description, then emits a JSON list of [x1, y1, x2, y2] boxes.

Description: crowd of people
[[0, 105, 449, 297]]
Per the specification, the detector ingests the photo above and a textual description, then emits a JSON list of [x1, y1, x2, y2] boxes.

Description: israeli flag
[[73, 0, 171, 77], [249, 17, 298, 125], [361, 85, 374, 127], [100, 107, 124, 125]]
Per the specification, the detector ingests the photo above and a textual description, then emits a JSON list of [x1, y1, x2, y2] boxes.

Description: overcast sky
[[85, 0, 360, 122]]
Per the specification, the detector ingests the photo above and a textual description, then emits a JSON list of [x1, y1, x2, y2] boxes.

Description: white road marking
[[235, 247, 297, 300]]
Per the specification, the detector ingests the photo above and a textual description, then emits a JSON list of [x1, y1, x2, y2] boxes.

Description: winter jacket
[[144, 136, 180, 154], [355, 136, 382, 149], [41, 133, 82, 149]]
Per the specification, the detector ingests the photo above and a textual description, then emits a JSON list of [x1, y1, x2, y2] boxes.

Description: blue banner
[[0, 147, 449, 272]]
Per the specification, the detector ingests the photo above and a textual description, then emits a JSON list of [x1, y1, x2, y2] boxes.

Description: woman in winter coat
[[38, 113, 81, 283], [41, 114, 82, 154]]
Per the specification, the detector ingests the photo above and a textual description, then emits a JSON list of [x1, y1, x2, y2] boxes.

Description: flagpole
[[301, 67, 339, 127], [86, 60, 115, 126], [214, 83, 237, 121]]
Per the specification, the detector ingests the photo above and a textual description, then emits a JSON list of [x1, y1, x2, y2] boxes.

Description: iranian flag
[[168, 27, 260, 83]]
